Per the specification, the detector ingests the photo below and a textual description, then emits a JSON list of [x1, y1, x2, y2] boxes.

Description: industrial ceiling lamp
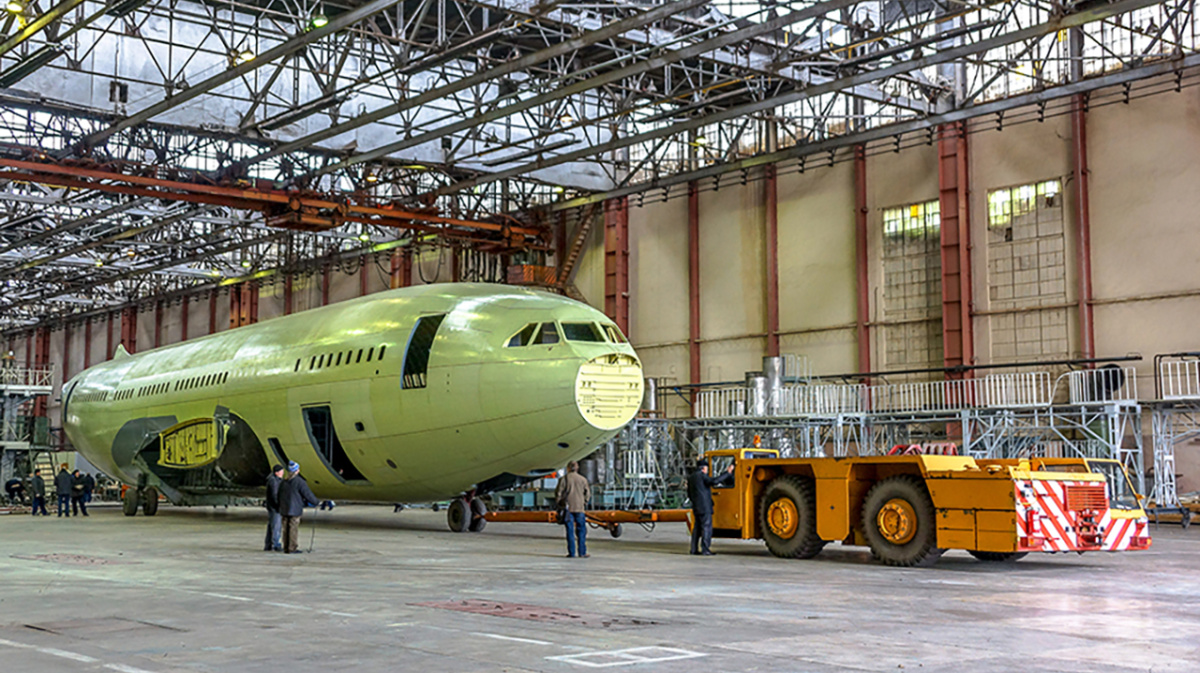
[[5, 0, 24, 14], [358, 232, 371, 242], [311, 12, 329, 29], [232, 48, 255, 66]]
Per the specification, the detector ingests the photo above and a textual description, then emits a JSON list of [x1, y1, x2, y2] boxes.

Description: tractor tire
[[468, 498, 488, 533], [142, 487, 159, 516], [759, 474, 826, 559], [122, 488, 139, 516], [861, 475, 943, 567], [447, 498, 470, 532], [969, 551, 1028, 563]]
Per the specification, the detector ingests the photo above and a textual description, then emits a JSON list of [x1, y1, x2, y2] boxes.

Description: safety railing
[[694, 387, 748, 419], [866, 378, 976, 414], [1065, 367, 1139, 404], [0, 366, 54, 388], [1158, 359, 1200, 400], [977, 372, 1051, 408], [779, 384, 866, 415]]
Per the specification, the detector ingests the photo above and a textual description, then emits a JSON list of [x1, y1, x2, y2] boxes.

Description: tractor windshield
[[1086, 460, 1142, 510]]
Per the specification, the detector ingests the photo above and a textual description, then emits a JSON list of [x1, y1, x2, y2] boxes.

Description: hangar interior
[[2, 0, 1200, 670]]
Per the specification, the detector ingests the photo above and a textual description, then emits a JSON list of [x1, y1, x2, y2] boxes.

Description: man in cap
[[263, 464, 284, 552], [277, 461, 319, 554]]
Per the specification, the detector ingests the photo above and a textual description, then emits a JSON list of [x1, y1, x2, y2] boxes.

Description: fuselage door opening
[[402, 314, 446, 389], [301, 405, 368, 483]]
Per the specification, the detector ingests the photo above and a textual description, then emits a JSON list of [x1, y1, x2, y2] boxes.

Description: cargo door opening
[[301, 406, 367, 482]]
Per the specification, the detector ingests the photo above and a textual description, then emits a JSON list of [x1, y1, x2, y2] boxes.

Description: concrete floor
[[1, 505, 1197, 673]]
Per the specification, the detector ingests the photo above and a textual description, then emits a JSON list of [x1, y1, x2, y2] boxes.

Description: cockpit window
[[537, 322, 560, 344], [562, 323, 605, 342], [506, 323, 538, 347], [603, 324, 627, 343]]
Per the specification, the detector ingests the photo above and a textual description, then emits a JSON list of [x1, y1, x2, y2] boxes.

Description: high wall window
[[986, 180, 1069, 362], [881, 200, 943, 372]]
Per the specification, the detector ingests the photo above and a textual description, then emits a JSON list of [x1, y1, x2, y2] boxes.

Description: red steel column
[[1072, 94, 1096, 360], [402, 248, 413, 287], [209, 289, 218, 334], [360, 255, 370, 295], [120, 306, 137, 353], [33, 326, 49, 417], [230, 282, 259, 328], [229, 284, 241, 329], [688, 182, 702, 399], [180, 295, 189, 342], [603, 196, 630, 335], [937, 121, 974, 377], [451, 245, 461, 283], [764, 164, 780, 358], [62, 322, 71, 381], [154, 300, 163, 348], [106, 313, 114, 360], [284, 274, 294, 315], [24, 332, 32, 369], [83, 319, 92, 370], [854, 146, 871, 375], [321, 266, 331, 306]]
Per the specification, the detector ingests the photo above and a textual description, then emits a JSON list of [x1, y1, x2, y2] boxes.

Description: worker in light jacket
[[555, 461, 591, 558], [688, 459, 734, 556], [277, 461, 319, 554]]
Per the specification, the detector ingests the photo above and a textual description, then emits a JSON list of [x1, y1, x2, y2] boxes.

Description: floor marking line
[[34, 646, 100, 663], [547, 646, 707, 668], [104, 664, 159, 673], [0, 638, 35, 649], [262, 601, 313, 611], [202, 592, 253, 602], [476, 632, 555, 646], [322, 611, 359, 617]]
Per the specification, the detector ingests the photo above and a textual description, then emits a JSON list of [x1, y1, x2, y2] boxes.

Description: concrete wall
[[610, 87, 1200, 491]]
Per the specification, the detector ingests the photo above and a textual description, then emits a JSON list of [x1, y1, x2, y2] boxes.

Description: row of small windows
[[298, 345, 387, 373], [174, 372, 229, 392], [506, 322, 626, 348], [75, 391, 110, 403]]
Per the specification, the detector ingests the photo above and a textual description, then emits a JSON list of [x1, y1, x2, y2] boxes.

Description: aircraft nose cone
[[575, 353, 644, 430]]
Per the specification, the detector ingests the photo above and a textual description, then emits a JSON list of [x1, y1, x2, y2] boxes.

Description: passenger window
[[356, 349, 363, 364], [402, 315, 445, 389], [336, 352, 343, 366], [366, 347, 374, 362], [537, 322, 560, 345], [507, 323, 538, 347], [562, 323, 605, 342], [379, 345, 387, 359]]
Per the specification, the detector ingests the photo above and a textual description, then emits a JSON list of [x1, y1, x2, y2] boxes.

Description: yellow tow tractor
[[701, 447, 1151, 566]]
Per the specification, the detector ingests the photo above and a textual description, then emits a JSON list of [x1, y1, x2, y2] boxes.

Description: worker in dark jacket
[[688, 459, 734, 556], [70, 469, 89, 516], [277, 461, 319, 553], [55, 465, 73, 517], [4, 477, 25, 505], [263, 464, 284, 552], [82, 472, 96, 504], [30, 469, 48, 516]]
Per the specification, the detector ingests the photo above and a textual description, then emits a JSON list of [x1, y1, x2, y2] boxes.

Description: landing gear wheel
[[1182, 509, 1193, 530], [759, 475, 826, 559], [447, 498, 470, 532], [468, 498, 488, 532], [969, 551, 1028, 563], [610, 523, 623, 539], [861, 475, 943, 567], [122, 488, 140, 516], [142, 486, 159, 516]]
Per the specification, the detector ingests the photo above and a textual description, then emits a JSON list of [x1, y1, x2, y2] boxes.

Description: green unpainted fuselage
[[63, 283, 643, 505]]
